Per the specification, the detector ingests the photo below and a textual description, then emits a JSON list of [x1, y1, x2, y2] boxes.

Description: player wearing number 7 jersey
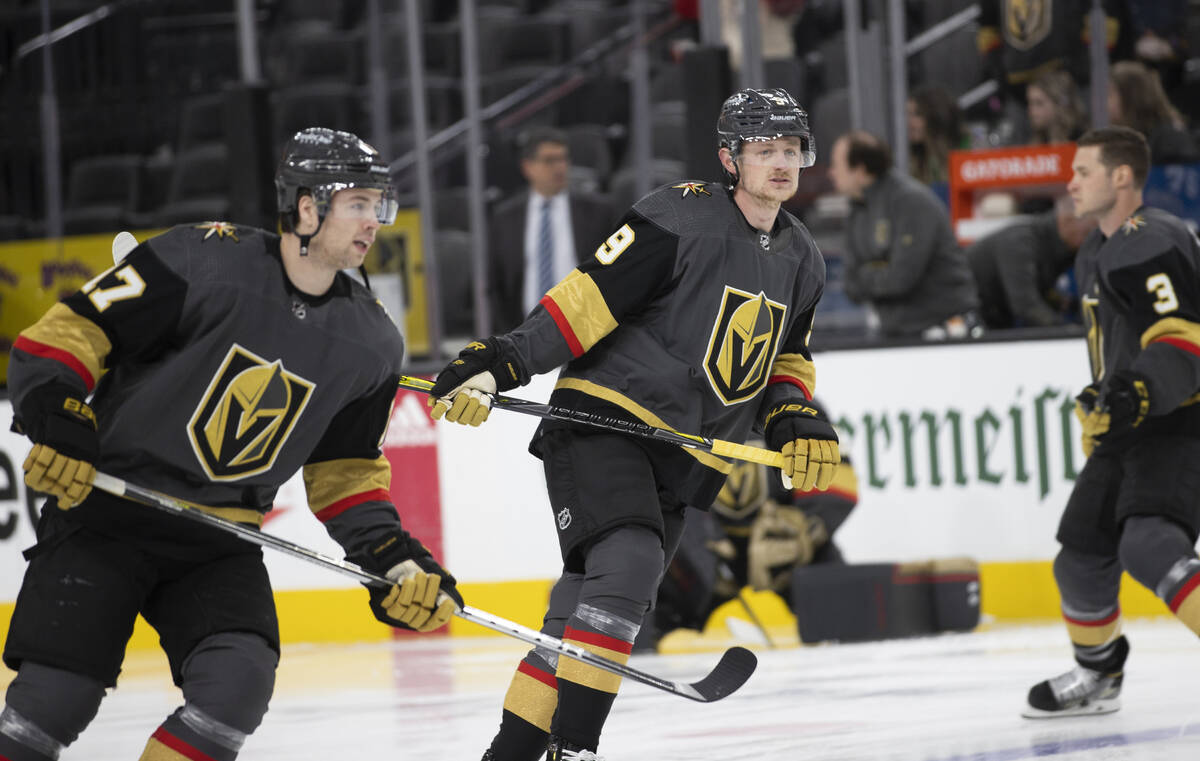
[[0, 128, 462, 761], [428, 88, 839, 761], [1023, 127, 1200, 718]]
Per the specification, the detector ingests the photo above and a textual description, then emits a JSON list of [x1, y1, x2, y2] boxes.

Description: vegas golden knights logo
[[1004, 0, 1050, 51], [703, 286, 787, 406], [187, 344, 315, 480]]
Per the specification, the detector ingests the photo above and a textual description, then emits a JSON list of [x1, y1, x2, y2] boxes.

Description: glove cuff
[[488, 336, 528, 392], [763, 401, 837, 452], [16, 382, 99, 461]]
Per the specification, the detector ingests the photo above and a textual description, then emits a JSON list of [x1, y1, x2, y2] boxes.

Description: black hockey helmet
[[275, 127, 399, 228], [717, 88, 815, 184]]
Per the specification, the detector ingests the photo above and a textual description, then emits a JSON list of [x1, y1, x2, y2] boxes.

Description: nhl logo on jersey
[[557, 506, 572, 530], [703, 286, 787, 406], [187, 344, 315, 480]]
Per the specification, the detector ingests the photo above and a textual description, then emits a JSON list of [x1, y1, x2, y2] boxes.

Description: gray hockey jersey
[[11, 222, 408, 555], [500, 181, 827, 507]]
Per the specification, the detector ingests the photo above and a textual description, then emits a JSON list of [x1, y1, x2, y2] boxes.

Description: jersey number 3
[[82, 263, 147, 312], [1146, 272, 1179, 315]]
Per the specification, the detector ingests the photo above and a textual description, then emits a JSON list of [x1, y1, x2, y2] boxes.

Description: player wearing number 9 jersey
[[1023, 127, 1200, 718], [427, 88, 840, 761]]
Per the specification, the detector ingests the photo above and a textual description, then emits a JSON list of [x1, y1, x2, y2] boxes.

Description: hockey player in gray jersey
[[0, 128, 462, 761], [429, 88, 840, 761], [1023, 127, 1200, 718]]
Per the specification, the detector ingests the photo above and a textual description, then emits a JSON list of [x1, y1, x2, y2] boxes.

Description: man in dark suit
[[489, 127, 615, 331]]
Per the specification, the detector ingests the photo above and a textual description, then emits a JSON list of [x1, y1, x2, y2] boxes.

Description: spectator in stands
[[977, 1, 1125, 101], [1127, 0, 1187, 94], [1108, 60, 1199, 164], [828, 130, 981, 340], [966, 195, 1095, 330], [1027, 69, 1087, 145], [907, 85, 967, 185], [488, 127, 614, 331]]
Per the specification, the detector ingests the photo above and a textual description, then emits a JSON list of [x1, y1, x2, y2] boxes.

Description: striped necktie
[[538, 198, 555, 295]]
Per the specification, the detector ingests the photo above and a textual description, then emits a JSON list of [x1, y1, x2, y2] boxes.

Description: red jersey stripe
[[767, 375, 812, 399], [314, 488, 391, 522], [13, 335, 96, 391], [540, 295, 584, 358], [1155, 336, 1200, 358]]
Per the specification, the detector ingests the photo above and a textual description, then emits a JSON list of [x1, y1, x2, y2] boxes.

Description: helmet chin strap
[[297, 215, 325, 256]]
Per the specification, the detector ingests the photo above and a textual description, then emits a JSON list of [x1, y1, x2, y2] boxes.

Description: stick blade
[[687, 646, 757, 702]]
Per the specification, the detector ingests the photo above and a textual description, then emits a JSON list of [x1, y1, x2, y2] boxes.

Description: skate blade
[[1020, 697, 1121, 719]]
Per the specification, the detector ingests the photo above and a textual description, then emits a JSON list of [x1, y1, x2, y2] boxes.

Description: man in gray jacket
[[828, 130, 980, 339]]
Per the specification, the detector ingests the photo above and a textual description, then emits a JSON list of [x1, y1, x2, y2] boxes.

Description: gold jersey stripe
[[303, 456, 392, 513], [1140, 316, 1200, 351], [553, 377, 733, 474], [1065, 616, 1123, 647], [768, 352, 816, 397], [544, 270, 618, 354], [501, 670, 558, 731], [21, 303, 111, 388], [195, 504, 264, 526], [556, 640, 630, 694]]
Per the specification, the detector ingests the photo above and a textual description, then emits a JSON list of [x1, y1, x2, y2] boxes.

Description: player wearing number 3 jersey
[[428, 88, 839, 761], [1023, 127, 1200, 718], [0, 128, 461, 761]]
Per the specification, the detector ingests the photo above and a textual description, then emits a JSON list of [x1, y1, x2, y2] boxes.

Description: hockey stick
[[397, 375, 785, 469], [90, 472, 757, 703]]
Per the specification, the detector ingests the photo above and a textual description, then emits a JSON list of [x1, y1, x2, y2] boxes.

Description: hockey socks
[[483, 654, 558, 761], [1159, 558, 1200, 636], [550, 612, 638, 753], [140, 706, 248, 761], [0, 710, 57, 761], [1061, 602, 1124, 667]]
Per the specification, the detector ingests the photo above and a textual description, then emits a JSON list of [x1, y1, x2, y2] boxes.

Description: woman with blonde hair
[[1109, 59, 1198, 163]]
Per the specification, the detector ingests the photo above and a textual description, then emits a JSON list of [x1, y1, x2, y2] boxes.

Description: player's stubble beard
[[743, 169, 797, 207]]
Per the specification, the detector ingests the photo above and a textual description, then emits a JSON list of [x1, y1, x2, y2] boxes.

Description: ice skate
[[547, 735, 605, 761], [1022, 664, 1123, 718]]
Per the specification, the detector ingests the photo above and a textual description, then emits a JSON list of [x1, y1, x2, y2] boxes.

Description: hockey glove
[[16, 383, 99, 509], [1076, 372, 1150, 454], [428, 337, 524, 426], [764, 401, 840, 491], [350, 530, 464, 632]]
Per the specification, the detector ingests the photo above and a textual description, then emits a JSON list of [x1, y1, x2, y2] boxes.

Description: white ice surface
[[42, 618, 1200, 760]]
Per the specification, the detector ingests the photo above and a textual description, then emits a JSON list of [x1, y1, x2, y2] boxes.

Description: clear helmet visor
[[735, 135, 816, 169], [313, 182, 400, 225]]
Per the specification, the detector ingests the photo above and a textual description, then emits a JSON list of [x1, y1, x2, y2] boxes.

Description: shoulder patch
[[671, 181, 711, 198], [194, 221, 240, 242], [1121, 215, 1146, 235]]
